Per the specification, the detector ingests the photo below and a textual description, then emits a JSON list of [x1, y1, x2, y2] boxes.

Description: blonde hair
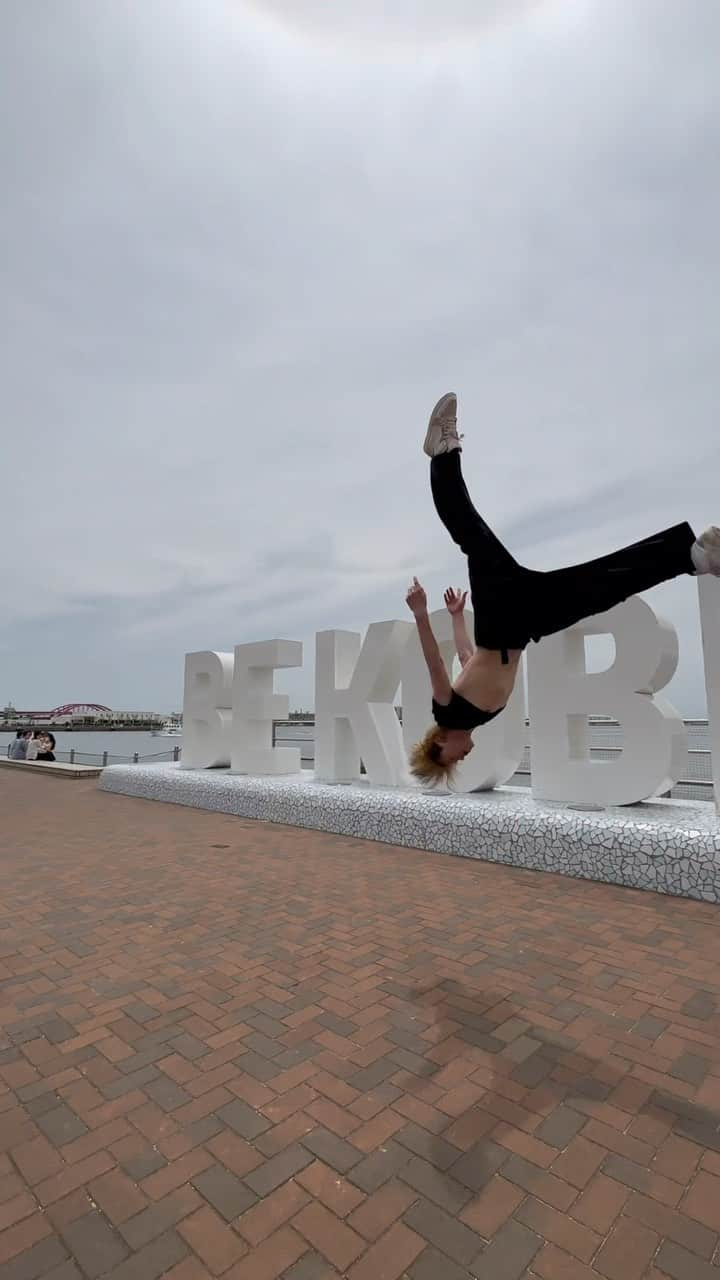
[[409, 726, 458, 788]]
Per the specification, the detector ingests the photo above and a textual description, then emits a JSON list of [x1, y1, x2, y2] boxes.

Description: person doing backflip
[[407, 392, 720, 786]]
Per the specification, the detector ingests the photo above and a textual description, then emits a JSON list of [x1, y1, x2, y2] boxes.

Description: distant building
[[113, 711, 161, 723]]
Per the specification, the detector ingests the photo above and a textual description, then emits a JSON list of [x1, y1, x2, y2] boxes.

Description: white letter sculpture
[[231, 640, 303, 775], [182, 650, 234, 769], [315, 622, 412, 785], [401, 608, 526, 793], [698, 575, 720, 816], [527, 597, 687, 806]]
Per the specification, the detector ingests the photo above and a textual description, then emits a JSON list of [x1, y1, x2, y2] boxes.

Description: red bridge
[[16, 703, 113, 720]]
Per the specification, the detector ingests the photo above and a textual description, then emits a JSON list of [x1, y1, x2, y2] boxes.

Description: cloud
[[1, 0, 719, 716], [240, 0, 547, 49]]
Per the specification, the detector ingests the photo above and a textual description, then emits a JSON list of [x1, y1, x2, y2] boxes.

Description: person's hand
[[444, 586, 468, 615], [406, 576, 428, 616]]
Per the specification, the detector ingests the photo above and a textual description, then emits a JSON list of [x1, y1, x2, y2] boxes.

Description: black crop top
[[432, 691, 504, 730]]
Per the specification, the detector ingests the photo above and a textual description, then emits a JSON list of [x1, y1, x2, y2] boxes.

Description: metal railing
[[7, 720, 716, 802], [272, 720, 716, 803], [511, 748, 713, 802], [6, 745, 182, 768], [270, 724, 315, 768]]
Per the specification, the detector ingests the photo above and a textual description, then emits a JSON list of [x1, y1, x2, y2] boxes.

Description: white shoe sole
[[699, 525, 720, 549], [702, 550, 720, 576], [693, 528, 720, 575], [423, 392, 457, 457]]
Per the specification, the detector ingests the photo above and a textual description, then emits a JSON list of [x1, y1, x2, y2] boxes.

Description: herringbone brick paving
[[2, 771, 720, 1278]]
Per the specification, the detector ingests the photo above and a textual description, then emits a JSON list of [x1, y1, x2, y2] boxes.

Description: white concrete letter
[[231, 640, 303, 775], [698, 574, 720, 815], [315, 622, 412, 785], [527, 597, 687, 806], [182, 650, 234, 769], [401, 608, 526, 792]]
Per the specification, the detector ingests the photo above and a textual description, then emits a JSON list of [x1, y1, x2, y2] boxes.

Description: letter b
[[182, 651, 234, 769], [527, 597, 687, 806]]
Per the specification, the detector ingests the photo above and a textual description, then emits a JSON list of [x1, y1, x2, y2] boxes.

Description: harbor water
[[1, 721, 713, 801]]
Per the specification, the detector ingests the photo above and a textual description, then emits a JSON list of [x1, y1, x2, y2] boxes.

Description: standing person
[[8, 730, 32, 760], [407, 392, 720, 786], [35, 733, 56, 762]]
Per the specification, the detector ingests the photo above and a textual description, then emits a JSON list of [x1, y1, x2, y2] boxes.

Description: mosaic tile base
[[100, 764, 720, 904]]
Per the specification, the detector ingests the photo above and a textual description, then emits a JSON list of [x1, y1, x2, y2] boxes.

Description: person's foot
[[423, 392, 463, 457], [691, 526, 720, 575]]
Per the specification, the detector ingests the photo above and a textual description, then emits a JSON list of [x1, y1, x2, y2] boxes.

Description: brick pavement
[[2, 770, 720, 1278]]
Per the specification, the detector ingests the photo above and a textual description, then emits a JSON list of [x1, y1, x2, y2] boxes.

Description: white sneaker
[[691, 526, 720, 575], [423, 392, 463, 458]]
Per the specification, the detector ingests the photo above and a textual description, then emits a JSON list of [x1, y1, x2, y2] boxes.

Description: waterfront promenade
[[2, 773, 720, 1278]]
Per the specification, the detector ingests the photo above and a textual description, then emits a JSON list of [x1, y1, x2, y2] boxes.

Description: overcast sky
[[2, 0, 719, 714]]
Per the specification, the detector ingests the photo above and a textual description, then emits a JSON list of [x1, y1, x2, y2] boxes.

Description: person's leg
[[431, 452, 533, 657], [526, 522, 697, 643], [430, 451, 519, 570], [425, 392, 518, 569], [424, 394, 525, 657]]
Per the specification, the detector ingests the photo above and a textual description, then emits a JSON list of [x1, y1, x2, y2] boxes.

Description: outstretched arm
[[406, 578, 452, 704], [444, 587, 474, 667]]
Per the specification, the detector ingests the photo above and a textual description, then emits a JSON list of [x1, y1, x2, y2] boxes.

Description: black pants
[[431, 451, 696, 655]]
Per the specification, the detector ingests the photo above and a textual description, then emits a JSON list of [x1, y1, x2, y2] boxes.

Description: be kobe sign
[[182, 577, 720, 811]]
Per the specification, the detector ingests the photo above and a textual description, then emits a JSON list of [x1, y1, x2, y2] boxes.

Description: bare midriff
[[452, 646, 523, 712]]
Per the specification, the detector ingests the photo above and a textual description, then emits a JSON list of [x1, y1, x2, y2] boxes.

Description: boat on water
[[152, 720, 183, 737]]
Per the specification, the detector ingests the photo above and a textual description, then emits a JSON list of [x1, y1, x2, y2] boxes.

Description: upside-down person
[[407, 392, 720, 786]]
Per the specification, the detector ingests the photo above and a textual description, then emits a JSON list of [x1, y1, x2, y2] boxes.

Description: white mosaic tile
[[99, 764, 720, 904]]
